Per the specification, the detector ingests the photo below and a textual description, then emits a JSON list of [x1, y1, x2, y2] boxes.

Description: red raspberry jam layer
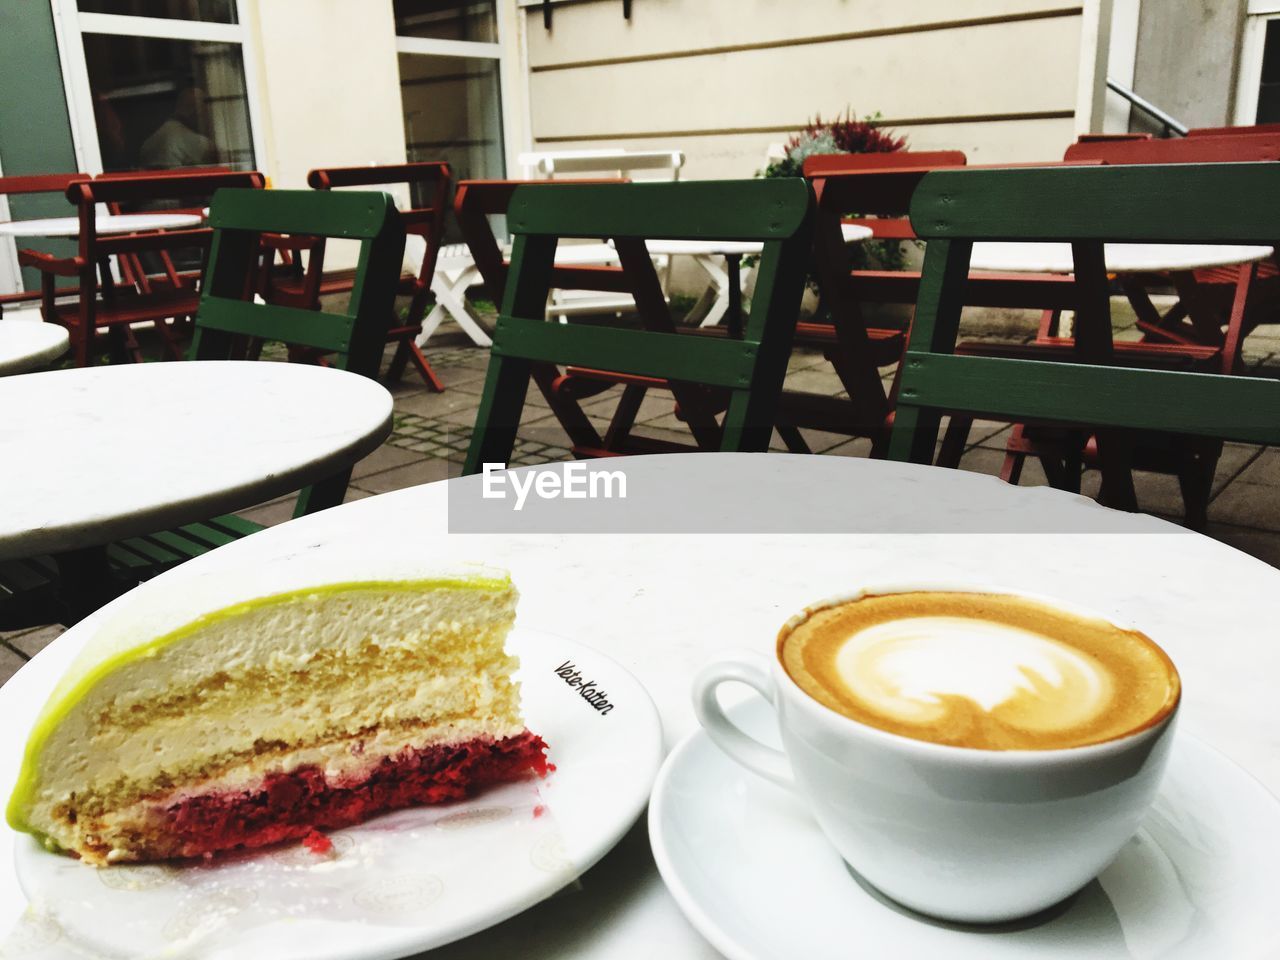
[[152, 731, 548, 861]]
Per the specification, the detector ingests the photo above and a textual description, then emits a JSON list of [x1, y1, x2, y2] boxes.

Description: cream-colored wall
[[247, 0, 408, 190], [519, 0, 1103, 173]]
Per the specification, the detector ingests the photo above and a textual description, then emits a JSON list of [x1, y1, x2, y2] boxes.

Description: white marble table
[[2, 453, 1276, 959], [0, 360, 392, 561], [969, 241, 1274, 275], [0, 320, 68, 376], [0, 212, 203, 239]]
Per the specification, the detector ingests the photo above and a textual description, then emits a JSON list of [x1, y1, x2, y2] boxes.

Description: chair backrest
[[305, 161, 452, 312], [0, 173, 87, 208], [1188, 123, 1280, 137], [1064, 133, 1280, 164], [0, 173, 89, 309], [191, 188, 406, 379], [462, 179, 814, 472], [66, 171, 265, 267], [804, 151, 968, 241], [453, 178, 634, 304], [91, 167, 255, 291], [887, 162, 1280, 466], [517, 149, 684, 181]]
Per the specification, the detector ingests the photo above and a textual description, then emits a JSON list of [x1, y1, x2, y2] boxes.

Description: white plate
[[649, 698, 1280, 960], [9, 629, 663, 960]]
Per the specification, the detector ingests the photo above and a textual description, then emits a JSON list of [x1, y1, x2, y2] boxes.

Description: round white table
[[0, 212, 203, 239], [969, 241, 1274, 274], [2, 453, 1275, 959], [0, 361, 392, 561], [646, 224, 876, 330], [0, 321, 68, 376]]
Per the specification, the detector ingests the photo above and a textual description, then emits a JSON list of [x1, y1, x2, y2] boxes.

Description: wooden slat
[[208, 188, 397, 239], [198, 295, 354, 354], [507, 179, 810, 241], [491, 317, 758, 389], [900, 353, 1280, 445], [911, 163, 1280, 243]]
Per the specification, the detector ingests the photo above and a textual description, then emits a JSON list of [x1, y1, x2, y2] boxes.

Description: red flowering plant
[[761, 111, 910, 273]]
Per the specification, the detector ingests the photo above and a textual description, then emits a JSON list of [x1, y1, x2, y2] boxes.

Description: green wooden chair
[[462, 179, 813, 474], [0, 188, 405, 628], [888, 162, 1280, 508]]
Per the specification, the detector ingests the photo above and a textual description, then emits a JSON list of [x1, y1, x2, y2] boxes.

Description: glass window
[[78, 0, 237, 24], [393, 0, 497, 44], [1259, 19, 1280, 122], [399, 53, 504, 182], [82, 34, 254, 171]]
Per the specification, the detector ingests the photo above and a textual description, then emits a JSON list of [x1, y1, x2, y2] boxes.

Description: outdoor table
[[0, 360, 391, 561], [0, 360, 392, 615], [647, 223, 875, 329], [2, 452, 1274, 958], [970, 241, 1276, 347], [0, 212, 203, 239], [0, 320, 68, 376], [969, 241, 1274, 274]]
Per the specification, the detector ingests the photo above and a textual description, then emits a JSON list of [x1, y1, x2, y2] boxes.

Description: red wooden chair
[[1188, 123, 1280, 137], [455, 178, 729, 457], [792, 152, 1081, 455], [1062, 133, 1280, 352], [19, 171, 264, 366], [260, 162, 453, 390], [0, 173, 88, 318]]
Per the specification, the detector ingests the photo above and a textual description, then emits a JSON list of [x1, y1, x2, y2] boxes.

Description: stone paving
[[5, 300, 1279, 683]]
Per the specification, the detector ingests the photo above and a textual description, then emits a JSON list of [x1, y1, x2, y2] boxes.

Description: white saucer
[[9, 630, 663, 960], [649, 698, 1280, 960]]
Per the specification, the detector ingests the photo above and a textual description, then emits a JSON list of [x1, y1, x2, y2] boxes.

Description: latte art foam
[[834, 617, 1111, 732], [780, 592, 1180, 751]]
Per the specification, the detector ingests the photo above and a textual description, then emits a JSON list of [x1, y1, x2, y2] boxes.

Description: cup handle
[[692, 653, 795, 789]]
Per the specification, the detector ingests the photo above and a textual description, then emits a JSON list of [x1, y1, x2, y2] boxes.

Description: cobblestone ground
[[5, 298, 1279, 680]]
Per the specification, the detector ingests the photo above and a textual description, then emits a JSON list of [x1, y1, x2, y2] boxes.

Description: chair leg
[[294, 467, 354, 517], [1095, 430, 1139, 512], [936, 416, 971, 468], [1176, 445, 1220, 532], [775, 423, 811, 453], [73, 324, 91, 368], [603, 384, 647, 451], [532, 364, 604, 452], [1002, 451, 1026, 485], [405, 340, 445, 393], [385, 338, 412, 382], [155, 317, 186, 361], [464, 355, 534, 475]]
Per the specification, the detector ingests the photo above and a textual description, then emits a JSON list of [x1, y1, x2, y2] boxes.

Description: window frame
[[49, 0, 268, 175], [1235, 3, 1280, 123], [394, 1, 521, 177]]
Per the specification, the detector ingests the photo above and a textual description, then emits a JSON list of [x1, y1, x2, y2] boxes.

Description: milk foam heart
[[780, 591, 1180, 751], [833, 616, 1111, 732]]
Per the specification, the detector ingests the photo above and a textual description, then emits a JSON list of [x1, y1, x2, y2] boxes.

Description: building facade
[[1, 0, 1267, 295]]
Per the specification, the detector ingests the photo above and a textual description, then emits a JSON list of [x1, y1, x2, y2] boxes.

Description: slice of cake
[[7, 575, 548, 865]]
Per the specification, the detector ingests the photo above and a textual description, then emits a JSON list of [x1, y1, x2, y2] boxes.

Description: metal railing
[[1106, 78, 1189, 137]]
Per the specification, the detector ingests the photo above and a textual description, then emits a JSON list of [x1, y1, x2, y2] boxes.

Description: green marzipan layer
[[6, 576, 513, 844]]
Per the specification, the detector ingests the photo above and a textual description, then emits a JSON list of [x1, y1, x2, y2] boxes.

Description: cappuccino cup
[[692, 585, 1181, 923]]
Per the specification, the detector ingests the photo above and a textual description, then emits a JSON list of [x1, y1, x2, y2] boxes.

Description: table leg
[[694, 255, 732, 328], [428, 268, 492, 347], [54, 546, 135, 625]]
